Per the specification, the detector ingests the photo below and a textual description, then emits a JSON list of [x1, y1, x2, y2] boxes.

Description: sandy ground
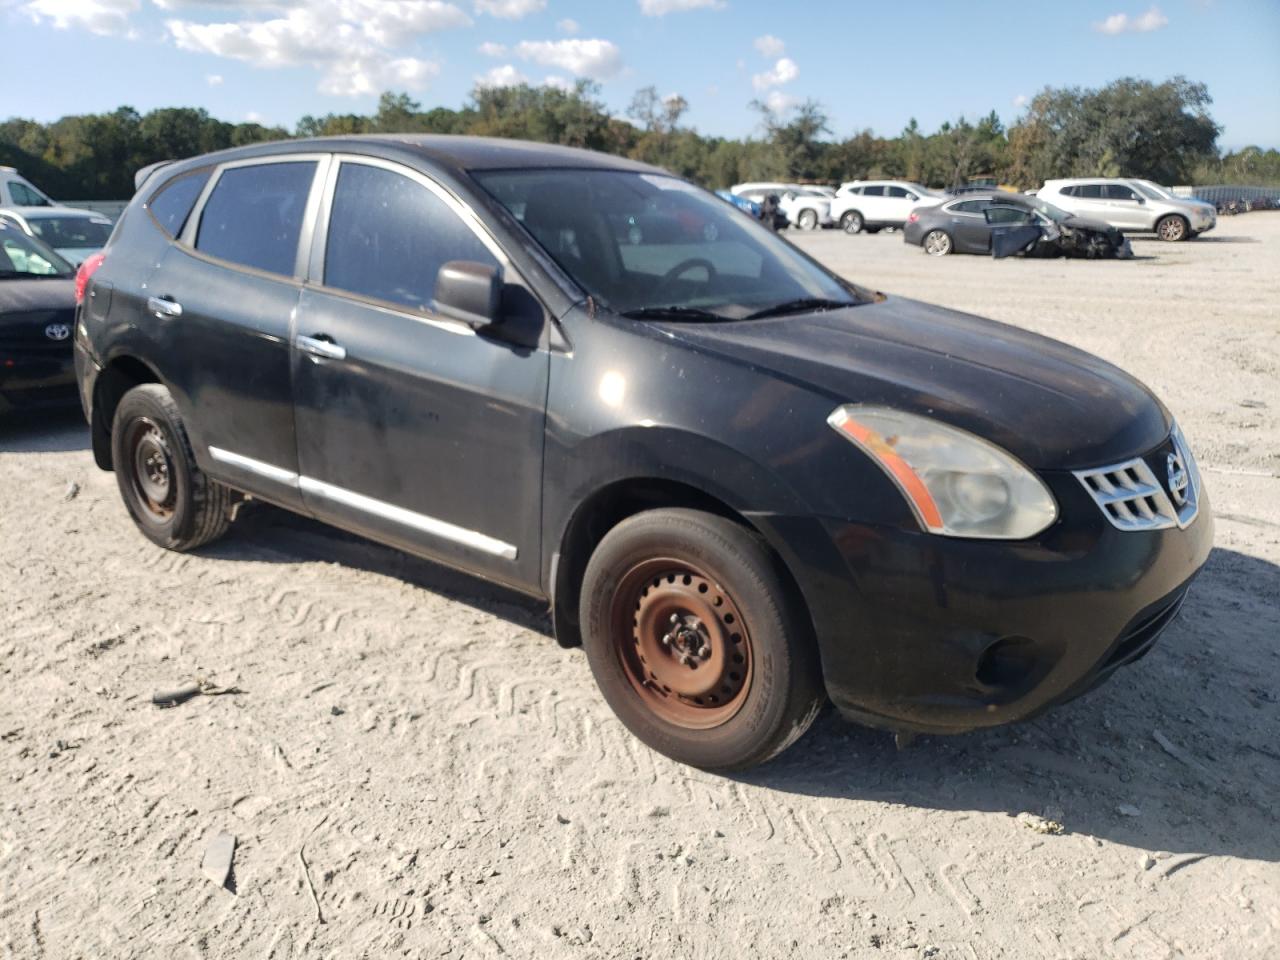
[[1, 213, 1278, 960]]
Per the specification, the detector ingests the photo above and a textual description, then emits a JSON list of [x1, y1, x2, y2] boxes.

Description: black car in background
[[904, 192, 1130, 258], [75, 137, 1211, 770], [0, 222, 80, 415]]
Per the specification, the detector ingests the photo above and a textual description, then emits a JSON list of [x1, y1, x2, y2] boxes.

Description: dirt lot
[[2, 214, 1278, 960]]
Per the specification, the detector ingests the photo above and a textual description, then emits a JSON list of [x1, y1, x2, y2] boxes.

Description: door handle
[[297, 334, 346, 361], [147, 296, 183, 319]]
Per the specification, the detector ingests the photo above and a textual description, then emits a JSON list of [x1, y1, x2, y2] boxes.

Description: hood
[[0, 276, 76, 315], [1061, 214, 1120, 235], [655, 297, 1170, 470], [0, 277, 76, 348]]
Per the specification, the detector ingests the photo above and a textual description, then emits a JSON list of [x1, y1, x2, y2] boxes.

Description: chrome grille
[[1074, 426, 1202, 532]]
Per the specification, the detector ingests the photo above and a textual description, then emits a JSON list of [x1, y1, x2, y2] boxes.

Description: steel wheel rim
[[925, 231, 950, 255], [610, 558, 753, 730], [126, 417, 176, 521]]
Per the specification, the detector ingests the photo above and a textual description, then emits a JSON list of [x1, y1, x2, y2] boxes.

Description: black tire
[[840, 210, 864, 234], [111, 383, 231, 551], [580, 508, 825, 771], [1155, 214, 1189, 242], [865, 226, 882, 234], [797, 208, 819, 231]]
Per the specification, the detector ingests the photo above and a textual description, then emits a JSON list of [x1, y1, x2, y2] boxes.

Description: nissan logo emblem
[[1166, 452, 1189, 507], [44, 323, 71, 342]]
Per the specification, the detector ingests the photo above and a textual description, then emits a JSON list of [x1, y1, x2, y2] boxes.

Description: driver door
[[291, 157, 550, 590]]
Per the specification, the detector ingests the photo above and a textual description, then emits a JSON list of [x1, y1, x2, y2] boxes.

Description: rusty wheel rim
[[610, 558, 753, 730]]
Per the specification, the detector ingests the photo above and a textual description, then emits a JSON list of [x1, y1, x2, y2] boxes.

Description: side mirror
[[1134, 196, 1145, 204], [434, 260, 502, 329]]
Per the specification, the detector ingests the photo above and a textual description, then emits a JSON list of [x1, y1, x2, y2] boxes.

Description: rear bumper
[[0, 348, 77, 415], [753, 472, 1214, 735]]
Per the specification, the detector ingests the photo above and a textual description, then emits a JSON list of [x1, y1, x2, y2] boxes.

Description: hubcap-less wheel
[[924, 230, 952, 255], [841, 211, 863, 234], [126, 417, 175, 520], [1157, 216, 1187, 242], [611, 558, 752, 730]]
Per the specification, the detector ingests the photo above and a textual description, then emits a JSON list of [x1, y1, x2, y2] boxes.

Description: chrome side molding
[[206, 446, 517, 560]]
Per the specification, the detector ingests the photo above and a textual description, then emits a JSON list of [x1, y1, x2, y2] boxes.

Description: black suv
[[74, 137, 1212, 770]]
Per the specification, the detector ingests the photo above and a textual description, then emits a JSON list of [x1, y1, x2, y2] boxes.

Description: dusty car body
[[75, 137, 1210, 770], [904, 193, 1131, 259]]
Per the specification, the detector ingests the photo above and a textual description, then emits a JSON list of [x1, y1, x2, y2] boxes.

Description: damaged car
[[904, 193, 1132, 259]]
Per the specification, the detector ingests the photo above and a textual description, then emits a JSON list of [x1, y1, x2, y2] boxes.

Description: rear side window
[[195, 161, 317, 277], [1077, 184, 1105, 199], [147, 169, 211, 237], [861, 185, 885, 197], [323, 162, 498, 313], [950, 200, 987, 214]]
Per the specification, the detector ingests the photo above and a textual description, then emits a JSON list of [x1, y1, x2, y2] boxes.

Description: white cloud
[[245, 110, 266, 123], [1012, 93, 1028, 108], [165, 1, 464, 95], [763, 90, 798, 114], [638, 0, 725, 15], [478, 40, 507, 56], [753, 33, 784, 57], [475, 63, 528, 88], [474, 0, 544, 18], [542, 75, 574, 92], [514, 38, 622, 80], [206, 73, 225, 85], [1094, 5, 1169, 33], [752, 56, 798, 92], [23, 0, 140, 36], [556, 17, 579, 34]]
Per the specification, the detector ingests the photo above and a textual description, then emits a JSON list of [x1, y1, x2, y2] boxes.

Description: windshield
[[0, 228, 74, 278], [27, 215, 113, 249], [1028, 198, 1072, 222], [473, 169, 859, 319], [1131, 180, 1176, 201]]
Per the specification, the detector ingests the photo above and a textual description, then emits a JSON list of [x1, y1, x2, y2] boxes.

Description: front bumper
[[754, 459, 1214, 735], [0, 347, 78, 415]]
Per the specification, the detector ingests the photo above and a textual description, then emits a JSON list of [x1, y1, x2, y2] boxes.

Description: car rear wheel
[[580, 508, 824, 771], [924, 229, 953, 256], [112, 384, 231, 551], [1156, 214, 1189, 242], [797, 209, 819, 231], [840, 210, 864, 234]]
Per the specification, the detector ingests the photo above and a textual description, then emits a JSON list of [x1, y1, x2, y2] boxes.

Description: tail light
[[906, 213, 920, 224], [75, 252, 106, 306]]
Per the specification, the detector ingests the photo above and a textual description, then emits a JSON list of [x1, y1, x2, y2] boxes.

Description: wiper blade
[[620, 305, 731, 322], [742, 297, 853, 320]]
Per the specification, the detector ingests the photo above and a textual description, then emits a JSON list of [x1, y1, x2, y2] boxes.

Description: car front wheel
[[924, 229, 953, 256], [580, 508, 824, 771], [1156, 214, 1189, 242], [797, 209, 819, 231], [112, 383, 232, 551]]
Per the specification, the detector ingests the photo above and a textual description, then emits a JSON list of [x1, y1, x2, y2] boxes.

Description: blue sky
[[4, 0, 1278, 149]]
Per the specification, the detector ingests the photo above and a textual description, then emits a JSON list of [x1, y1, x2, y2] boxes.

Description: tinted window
[[196, 162, 316, 276], [861, 185, 885, 197], [987, 205, 1033, 224], [887, 186, 909, 198], [845, 187, 862, 195], [1103, 184, 1139, 201], [1059, 186, 1077, 197], [1077, 184, 1105, 199], [28, 216, 114, 248], [950, 200, 987, 214], [148, 169, 212, 237], [324, 162, 498, 313], [9, 182, 50, 206]]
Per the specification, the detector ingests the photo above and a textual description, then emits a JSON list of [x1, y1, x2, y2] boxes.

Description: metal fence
[[1171, 184, 1280, 204]]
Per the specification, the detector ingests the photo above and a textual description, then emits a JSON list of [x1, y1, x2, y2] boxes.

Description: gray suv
[[1036, 178, 1216, 241]]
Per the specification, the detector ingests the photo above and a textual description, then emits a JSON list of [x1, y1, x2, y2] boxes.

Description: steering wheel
[[657, 257, 718, 294]]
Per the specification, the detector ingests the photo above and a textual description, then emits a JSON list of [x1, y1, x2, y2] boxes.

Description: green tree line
[[3, 75, 1276, 201]]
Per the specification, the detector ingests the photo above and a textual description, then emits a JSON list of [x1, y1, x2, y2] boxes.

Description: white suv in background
[[0, 167, 57, 208], [730, 182, 833, 230], [830, 180, 946, 234], [1036, 178, 1216, 241]]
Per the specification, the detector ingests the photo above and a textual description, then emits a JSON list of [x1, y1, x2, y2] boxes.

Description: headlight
[[827, 405, 1059, 539]]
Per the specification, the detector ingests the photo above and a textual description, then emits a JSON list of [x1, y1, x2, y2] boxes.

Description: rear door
[[859, 184, 887, 223], [291, 156, 549, 589], [148, 155, 327, 510], [944, 199, 992, 253]]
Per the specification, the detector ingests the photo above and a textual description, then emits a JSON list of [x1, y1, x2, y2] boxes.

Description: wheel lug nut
[[697, 645, 710, 658], [670, 613, 680, 625], [661, 633, 672, 646]]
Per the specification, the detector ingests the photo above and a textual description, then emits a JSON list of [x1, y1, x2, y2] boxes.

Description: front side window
[[475, 168, 859, 319], [9, 182, 50, 206], [1103, 184, 1139, 201], [887, 186, 909, 198], [195, 161, 317, 276], [148, 169, 212, 237], [323, 162, 499, 313], [986, 205, 1033, 224]]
